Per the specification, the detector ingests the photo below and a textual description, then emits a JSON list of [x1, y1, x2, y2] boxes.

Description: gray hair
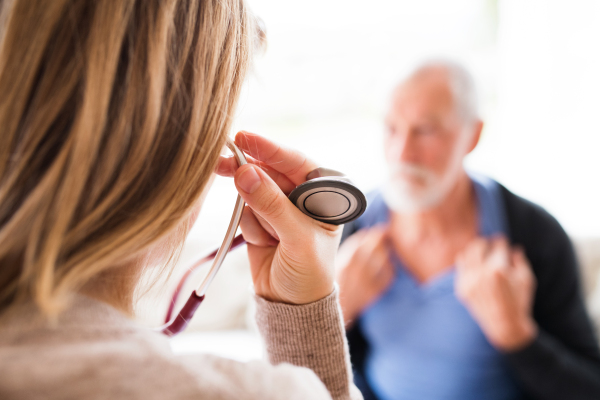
[[403, 59, 480, 125]]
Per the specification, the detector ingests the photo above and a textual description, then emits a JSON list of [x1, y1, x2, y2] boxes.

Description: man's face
[[382, 72, 474, 213]]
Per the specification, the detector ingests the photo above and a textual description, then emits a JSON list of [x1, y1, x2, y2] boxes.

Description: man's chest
[[390, 233, 475, 283]]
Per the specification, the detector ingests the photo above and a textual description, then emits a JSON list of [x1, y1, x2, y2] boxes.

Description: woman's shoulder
[[177, 353, 331, 399], [0, 296, 330, 400], [0, 334, 328, 400], [0, 313, 188, 399]]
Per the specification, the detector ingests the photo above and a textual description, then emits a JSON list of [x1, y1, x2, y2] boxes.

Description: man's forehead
[[388, 76, 455, 122], [395, 71, 454, 106]]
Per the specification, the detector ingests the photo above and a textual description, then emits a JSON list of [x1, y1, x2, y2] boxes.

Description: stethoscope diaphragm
[[288, 168, 367, 225]]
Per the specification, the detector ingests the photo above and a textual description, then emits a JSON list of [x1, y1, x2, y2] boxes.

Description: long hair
[[0, 0, 257, 316]]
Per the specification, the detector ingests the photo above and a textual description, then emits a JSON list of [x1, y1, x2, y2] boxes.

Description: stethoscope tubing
[[158, 139, 247, 336], [162, 234, 246, 325]]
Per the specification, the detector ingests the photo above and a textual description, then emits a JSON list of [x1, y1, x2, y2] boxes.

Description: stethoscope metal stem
[[194, 141, 247, 297], [160, 139, 247, 336]]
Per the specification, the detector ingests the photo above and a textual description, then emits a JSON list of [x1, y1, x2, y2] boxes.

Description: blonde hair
[[0, 0, 258, 316]]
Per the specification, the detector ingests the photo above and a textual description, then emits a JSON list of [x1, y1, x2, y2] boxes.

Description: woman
[[0, 1, 361, 399]]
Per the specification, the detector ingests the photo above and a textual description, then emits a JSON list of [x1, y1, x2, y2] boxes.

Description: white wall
[[468, 0, 600, 237], [141, 0, 600, 328]]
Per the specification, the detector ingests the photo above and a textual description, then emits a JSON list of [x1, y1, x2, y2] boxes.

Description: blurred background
[[138, 0, 600, 360]]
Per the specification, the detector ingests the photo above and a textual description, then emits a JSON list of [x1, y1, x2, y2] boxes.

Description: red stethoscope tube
[[158, 140, 247, 336], [162, 234, 246, 335]]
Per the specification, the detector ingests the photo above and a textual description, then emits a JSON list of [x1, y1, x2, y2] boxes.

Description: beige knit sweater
[[0, 289, 363, 400]]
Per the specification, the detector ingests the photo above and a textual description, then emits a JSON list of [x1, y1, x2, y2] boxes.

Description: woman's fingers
[[239, 205, 278, 247], [215, 156, 238, 177], [216, 155, 297, 194], [253, 212, 280, 241], [234, 164, 307, 240], [235, 131, 319, 186]]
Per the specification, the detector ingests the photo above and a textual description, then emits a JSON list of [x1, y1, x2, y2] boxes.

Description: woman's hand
[[217, 131, 342, 305], [455, 236, 538, 352]]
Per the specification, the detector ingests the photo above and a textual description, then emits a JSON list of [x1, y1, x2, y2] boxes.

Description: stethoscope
[[159, 140, 367, 336]]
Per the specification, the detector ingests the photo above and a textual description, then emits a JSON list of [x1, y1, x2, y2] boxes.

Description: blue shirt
[[356, 174, 521, 400]]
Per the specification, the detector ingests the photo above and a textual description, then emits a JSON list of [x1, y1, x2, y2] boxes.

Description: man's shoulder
[[497, 183, 570, 247], [496, 182, 580, 296]]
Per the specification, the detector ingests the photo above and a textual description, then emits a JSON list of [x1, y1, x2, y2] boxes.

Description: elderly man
[[337, 61, 600, 400]]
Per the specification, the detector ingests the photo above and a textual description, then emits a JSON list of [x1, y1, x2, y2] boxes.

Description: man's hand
[[336, 227, 395, 327], [455, 236, 538, 352]]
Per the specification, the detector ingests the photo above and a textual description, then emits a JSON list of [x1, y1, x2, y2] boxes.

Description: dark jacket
[[342, 184, 600, 400]]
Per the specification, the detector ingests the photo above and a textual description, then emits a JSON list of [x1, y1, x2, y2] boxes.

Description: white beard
[[382, 162, 458, 214]]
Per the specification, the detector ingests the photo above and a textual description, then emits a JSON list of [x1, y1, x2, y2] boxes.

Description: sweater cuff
[[255, 288, 353, 399]]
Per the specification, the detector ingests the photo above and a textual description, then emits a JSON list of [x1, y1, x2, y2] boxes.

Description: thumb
[[511, 247, 530, 270], [488, 237, 511, 269], [234, 164, 305, 239]]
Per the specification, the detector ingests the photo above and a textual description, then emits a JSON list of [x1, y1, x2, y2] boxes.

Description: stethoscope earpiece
[[288, 167, 367, 225]]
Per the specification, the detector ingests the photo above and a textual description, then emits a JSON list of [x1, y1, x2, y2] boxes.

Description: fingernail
[[237, 166, 261, 194]]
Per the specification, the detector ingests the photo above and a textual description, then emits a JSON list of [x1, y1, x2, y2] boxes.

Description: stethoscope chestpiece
[[288, 167, 367, 225]]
